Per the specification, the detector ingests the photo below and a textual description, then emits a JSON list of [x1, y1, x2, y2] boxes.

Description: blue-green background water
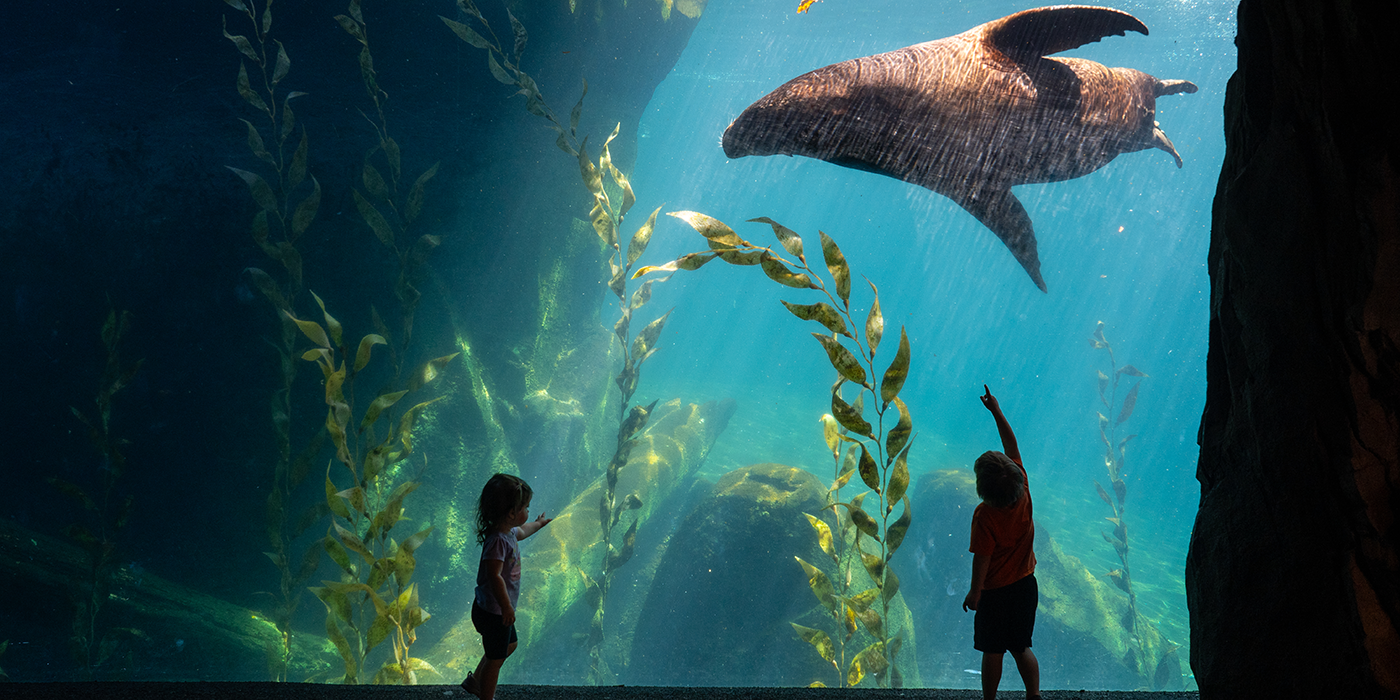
[[0, 0, 1234, 689]]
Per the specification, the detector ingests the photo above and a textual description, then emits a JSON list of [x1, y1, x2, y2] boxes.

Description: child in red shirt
[[962, 385, 1041, 700]]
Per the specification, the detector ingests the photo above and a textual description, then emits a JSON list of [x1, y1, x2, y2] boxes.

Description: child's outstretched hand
[[518, 511, 553, 539], [980, 384, 1000, 413], [534, 512, 553, 528]]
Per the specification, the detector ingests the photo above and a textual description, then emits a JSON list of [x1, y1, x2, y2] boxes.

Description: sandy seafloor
[[0, 684, 1199, 700]]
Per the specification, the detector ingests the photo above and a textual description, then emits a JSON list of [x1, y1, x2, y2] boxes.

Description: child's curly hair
[[973, 450, 1025, 508], [476, 473, 533, 545]]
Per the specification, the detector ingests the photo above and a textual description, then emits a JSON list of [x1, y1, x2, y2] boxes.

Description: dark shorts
[[472, 600, 518, 660], [974, 573, 1037, 654]]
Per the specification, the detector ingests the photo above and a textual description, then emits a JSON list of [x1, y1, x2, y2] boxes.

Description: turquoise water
[[623, 0, 1235, 688], [2, 0, 1234, 688]]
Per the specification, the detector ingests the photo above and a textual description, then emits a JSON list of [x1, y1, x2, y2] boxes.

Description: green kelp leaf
[[631, 309, 673, 361], [570, 77, 587, 137], [291, 176, 321, 239], [831, 389, 872, 438], [1091, 320, 1109, 349], [859, 544, 885, 584], [440, 16, 490, 48], [223, 0, 248, 11], [1106, 516, 1127, 544], [395, 528, 432, 587], [409, 353, 459, 392], [715, 247, 764, 266], [310, 291, 343, 348], [855, 605, 885, 640], [865, 280, 884, 355], [820, 414, 841, 457], [333, 520, 374, 565], [272, 40, 290, 86], [240, 119, 274, 166], [1097, 369, 1111, 407], [885, 397, 912, 463], [760, 251, 817, 288], [593, 201, 618, 253], [352, 189, 396, 249], [852, 642, 888, 684], [669, 210, 744, 248], [880, 327, 911, 407], [886, 497, 911, 555], [847, 587, 879, 612], [804, 513, 834, 558], [367, 612, 394, 655], [281, 91, 305, 141], [748, 216, 805, 264], [790, 623, 834, 663], [887, 438, 912, 505], [554, 125, 577, 157], [394, 398, 444, 458], [487, 50, 515, 85], [360, 390, 408, 433], [882, 567, 901, 604], [242, 267, 286, 310], [506, 7, 527, 66], [1118, 364, 1149, 378], [619, 400, 657, 442], [1112, 477, 1127, 505], [632, 251, 719, 278], [781, 300, 849, 337], [284, 311, 330, 349], [334, 13, 364, 43], [326, 473, 351, 519], [814, 333, 867, 385], [794, 556, 837, 611], [578, 137, 604, 198], [227, 167, 277, 212], [857, 443, 879, 492], [1095, 481, 1113, 506], [629, 277, 658, 311], [626, 205, 663, 270], [819, 230, 851, 306], [353, 334, 387, 372], [1116, 382, 1140, 425], [222, 17, 259, 62], [362, 162, 390, 203], [1098, 412, 1110, 447], [234, 63, 270, 117], [605, 519, 638, 572], [312, 594, 356, 681], [1105, 568, 1131, 593], [368, 481, 419, 542], [841, 502, 879, 540], [323, 533, 355, 576]]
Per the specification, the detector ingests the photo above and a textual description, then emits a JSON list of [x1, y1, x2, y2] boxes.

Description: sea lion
[[721, 5, 1198, 292]]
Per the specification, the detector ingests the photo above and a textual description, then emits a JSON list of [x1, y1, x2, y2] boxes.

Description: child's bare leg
[[474, 642, 516, 700], [1010, 647, 1040, 699], [980, 651, 1004, 700]]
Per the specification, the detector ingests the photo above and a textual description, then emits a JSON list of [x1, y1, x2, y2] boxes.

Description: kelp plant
[[442, 2, 671, 682], [637, 213, 916, 688], [287, 297, 457, 685], [50, 305, 145, 679], [221, 0, 325, 680], [336, 0, 442, 368], [1088, 321, 1149, 669]]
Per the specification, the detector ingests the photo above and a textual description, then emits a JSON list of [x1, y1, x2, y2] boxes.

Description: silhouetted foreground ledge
[[0, 683, 1199, 700]]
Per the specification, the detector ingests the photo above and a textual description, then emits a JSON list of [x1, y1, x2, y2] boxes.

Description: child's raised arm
[[980, 385, 1021, 464], [518, 512, 553, 540]]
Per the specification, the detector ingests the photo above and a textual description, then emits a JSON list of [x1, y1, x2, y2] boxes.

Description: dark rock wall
[[1187, 0, 1400, 696]]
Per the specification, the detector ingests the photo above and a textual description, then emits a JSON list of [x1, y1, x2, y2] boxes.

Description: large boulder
[[1187, 1, 1400, 697], [626, 463, 832, 686]]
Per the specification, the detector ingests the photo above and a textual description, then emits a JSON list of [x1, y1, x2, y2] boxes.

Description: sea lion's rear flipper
[[953, 187, 1048, 293], [981, 5, 1149, 61]]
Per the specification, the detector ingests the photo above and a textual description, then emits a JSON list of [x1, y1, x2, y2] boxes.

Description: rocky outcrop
[[1186, 1, 1400, 697]]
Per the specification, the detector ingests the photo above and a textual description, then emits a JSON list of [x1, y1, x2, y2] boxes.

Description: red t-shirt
[[968, 457, 1036, 590]]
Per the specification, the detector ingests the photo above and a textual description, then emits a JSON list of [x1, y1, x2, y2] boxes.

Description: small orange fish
[[796, 0, 819, 13]]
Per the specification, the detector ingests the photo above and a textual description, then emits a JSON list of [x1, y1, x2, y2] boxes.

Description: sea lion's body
[[721, 6, 1198, 292]]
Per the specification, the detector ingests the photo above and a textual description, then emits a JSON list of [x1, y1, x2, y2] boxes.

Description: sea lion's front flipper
[[953, 187, 1047, 293], [1153, 127, 1184, 168], [982, 5, 1149, 61]]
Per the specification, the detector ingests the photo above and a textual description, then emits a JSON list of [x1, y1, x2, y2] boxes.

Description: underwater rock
[[1188, 1, 1400, 696], [425, 397, 736, 680], [721, 5, 1197, 293], [0, 517, 330, 681], [625, 463, 833, 686], [900, 469, 1181, 690]]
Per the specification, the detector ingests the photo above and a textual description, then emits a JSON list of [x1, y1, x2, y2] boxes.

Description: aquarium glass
[[2, 0, 1234, 690]]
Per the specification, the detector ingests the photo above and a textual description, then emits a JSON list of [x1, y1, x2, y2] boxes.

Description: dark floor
[[0, 684, 1199, 700]]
